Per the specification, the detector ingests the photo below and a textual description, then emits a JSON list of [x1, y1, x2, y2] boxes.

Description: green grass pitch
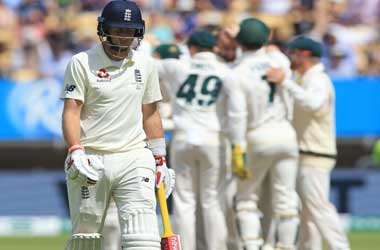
[[0, 232, 379, 250]]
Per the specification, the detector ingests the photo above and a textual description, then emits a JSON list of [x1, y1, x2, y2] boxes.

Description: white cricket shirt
[[226, 48, 294, 146], [282, 63, 337, 168], [61, 43, 162, 152], [156, 52, 231, 145]]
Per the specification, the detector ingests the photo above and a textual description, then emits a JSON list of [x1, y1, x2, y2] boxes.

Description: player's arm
[[143, 59, 165, 140], [62, 99, 99, 184], [266, 68, 329, 112], [224, 74, 247, 147], [61, 57, 86, 147], [62, 99, 83, 147], [224, 74, 250, 179], [142, 101, 175, 197], [143, 60, 175, 198], [142, 102, 164, 140], [60, 57, 99, 185]]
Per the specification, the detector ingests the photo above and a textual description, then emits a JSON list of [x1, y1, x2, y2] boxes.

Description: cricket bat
[[157, 184, 182, 250]]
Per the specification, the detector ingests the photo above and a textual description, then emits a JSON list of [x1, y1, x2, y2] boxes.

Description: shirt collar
[[192, 51, 217, 60], [236, 48, 266, 63], [242, 48, 265, 58]]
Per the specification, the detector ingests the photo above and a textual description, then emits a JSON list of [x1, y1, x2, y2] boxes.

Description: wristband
[[68, 144, 83, 153], [147, 138, 166, 156]]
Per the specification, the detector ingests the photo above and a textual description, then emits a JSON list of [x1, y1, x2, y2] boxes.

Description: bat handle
[[157, 184, 174, 237]]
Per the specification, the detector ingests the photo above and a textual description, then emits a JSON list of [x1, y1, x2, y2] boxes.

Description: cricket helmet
[[187, 30, 217, 49], [235, 18, 270, 48], [286, 36, 323, 57], [154, 44, 181, 59], [97, 0, 145, 56]]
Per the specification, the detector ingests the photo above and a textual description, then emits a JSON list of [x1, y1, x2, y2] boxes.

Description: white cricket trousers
[[235, 122, 299, 250], [297, 166, 351, 250], [171, 133, 228, 250], [66, 147, 161, 250], [224, 175, 241, 250]]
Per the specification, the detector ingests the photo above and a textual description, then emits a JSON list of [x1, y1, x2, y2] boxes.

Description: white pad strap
[[65, 233, 103, 250]]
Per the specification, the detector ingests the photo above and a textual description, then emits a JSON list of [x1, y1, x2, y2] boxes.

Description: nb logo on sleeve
[[65, 85, 76, 92]]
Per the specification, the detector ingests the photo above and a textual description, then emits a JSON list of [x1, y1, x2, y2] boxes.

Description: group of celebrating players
[[61, 1, 351, 250]]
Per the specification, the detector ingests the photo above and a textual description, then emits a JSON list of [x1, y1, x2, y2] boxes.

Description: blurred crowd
[[0, 0, 379, 82]]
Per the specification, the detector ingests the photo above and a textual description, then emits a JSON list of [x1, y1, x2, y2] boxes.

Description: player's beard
[[290, 60, 301, 71], [218, 48, 236, 62]]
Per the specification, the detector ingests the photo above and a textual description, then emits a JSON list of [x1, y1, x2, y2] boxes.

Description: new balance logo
[[65, 84, 76, 92], [141, 177, 150, 183], [124, 9, 132, 21]]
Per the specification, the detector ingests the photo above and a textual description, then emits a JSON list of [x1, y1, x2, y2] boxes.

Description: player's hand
[[231, 144, 251, 179], [65, 145, 101, 186], [155, 156, 175, 198], [266, 67, 285, 84]]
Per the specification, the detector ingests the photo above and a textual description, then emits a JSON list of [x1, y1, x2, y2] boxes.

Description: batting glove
[[231, 144, 251, 179], [65, 145, 101, 186], [155, 155, 175, 198]]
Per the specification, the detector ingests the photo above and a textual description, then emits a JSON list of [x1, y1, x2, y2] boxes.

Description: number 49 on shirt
[[176, 74, 222, 106]]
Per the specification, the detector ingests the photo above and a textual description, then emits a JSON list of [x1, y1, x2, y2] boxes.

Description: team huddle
[[60, 1, 351, 250]]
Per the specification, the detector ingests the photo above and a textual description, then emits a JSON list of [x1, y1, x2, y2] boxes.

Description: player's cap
[[98, 0, 145, 36], [235, 18, 270, 47], [154, 44, 181, 59], [287, 36, 323, 57], [187, 30, 217, 49]]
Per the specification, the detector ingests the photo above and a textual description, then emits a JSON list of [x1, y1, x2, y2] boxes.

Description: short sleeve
[[143, 60, 162, 104], [61, 57, 86, 102]]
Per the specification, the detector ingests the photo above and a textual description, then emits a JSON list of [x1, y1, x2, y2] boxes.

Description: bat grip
[[157, 184, 174, 237]]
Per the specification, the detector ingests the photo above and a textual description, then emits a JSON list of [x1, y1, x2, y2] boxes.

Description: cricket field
[[0, 232, 379, 250]]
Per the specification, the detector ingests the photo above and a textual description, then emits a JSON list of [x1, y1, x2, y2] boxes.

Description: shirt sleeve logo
[[65, 84, 76, 92]]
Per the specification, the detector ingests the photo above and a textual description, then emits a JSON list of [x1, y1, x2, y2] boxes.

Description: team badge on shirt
[[97, 68, 111, 83]]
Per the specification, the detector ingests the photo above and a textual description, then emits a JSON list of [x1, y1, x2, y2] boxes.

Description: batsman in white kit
[[267, 36, 351, 250], [61, 1, 175, 250], [227, 18, 299, 250], [155, 30, 231, 250]]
